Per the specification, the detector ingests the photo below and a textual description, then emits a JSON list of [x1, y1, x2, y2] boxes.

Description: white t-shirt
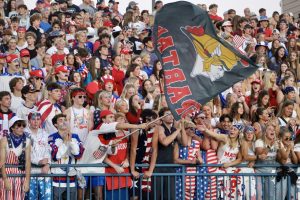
[[77, 122, 118, 173], [10, 94, 24, 113]]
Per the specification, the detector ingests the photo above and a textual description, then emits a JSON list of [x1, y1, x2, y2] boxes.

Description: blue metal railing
[[1, 163, 300, 200]]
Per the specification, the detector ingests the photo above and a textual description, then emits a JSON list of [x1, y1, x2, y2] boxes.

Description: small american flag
[[92, 146, 108, 160], [233, 35, 246, 49]]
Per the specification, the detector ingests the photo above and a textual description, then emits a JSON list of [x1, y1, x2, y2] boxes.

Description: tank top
[[156, 123, 176, 165], [241, 143, 255, 164], [70, 107, 89, 143], [217, 142, 240, 164]]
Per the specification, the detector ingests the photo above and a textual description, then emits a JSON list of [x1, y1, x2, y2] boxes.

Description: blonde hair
[[114, 99, 128, 112], [120, 83, 135, 99], [263, 71, 276, 90], [93, 90, 111, 109]]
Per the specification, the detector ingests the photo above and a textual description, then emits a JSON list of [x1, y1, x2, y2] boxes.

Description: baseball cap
[[54, 65, 69, 74], [6, 54, 19, 63], [21, 84, 38, 95], [103, 20, 113, 27], [129, 1, 138, 7], [29, 69, 44, 78], [36, 0, 44, 4], [283, 86, 295, 95], [259, 16, 269, 22], [255, 41, 268, 50], [222, 21, 232, 27], [100, 110, 114, 119], [272, 29, 280, 34], [251, 79, 261, 85], [20, 49, 30, 57], [18, 26, 26, 32], [244, 24, 253, 29]]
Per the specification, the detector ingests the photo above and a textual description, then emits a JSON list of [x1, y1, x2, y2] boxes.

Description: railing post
[[66, 165, 70, 200]]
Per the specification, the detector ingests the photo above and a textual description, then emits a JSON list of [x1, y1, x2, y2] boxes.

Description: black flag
[[153, 1, 258, 120]]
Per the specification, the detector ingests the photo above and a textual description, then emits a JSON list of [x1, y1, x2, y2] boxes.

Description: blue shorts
[[79, 176, 105, 188]]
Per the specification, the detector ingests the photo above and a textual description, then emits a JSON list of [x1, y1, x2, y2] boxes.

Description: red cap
[[86, 81, 101, 99], [251, 79, 261, 85], [103, 20, 113, 27], [54, 65, 69, 74], [100, 110, 114, 119], [6, 54, 19, 63], [18, 26, 26, 32], [29, 69, 44, 78], [20, 49, 30, 57], [120, 48, 131, 54]]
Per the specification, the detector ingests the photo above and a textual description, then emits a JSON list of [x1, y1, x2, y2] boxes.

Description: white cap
[[9, 116, 25, 129], [132, 22, 145, 32], [112, 26, 122, 33], [222, 21, 232, 27], [87, 27, 95, 37]]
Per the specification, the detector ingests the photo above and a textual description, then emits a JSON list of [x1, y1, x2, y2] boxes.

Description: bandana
[[9, 132, 26, 148]]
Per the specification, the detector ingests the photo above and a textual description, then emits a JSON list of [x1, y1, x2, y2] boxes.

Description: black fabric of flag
[[153, 1, 258, 120]]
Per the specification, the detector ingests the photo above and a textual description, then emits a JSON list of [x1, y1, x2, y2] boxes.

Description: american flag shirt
[[176, 140, 208, 200]]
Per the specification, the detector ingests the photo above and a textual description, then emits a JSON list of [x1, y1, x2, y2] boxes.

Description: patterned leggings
[[27, 177, 52, 200]]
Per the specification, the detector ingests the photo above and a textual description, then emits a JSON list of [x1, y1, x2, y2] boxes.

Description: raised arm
[[158, 125, 181, 147], [197, 125, 227, 143]]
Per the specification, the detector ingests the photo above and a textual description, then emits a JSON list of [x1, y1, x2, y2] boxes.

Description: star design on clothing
[[131, 179, 138, 189]]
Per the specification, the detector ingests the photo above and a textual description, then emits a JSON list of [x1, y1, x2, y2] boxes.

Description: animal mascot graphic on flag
[[181, 26, 243, 81]]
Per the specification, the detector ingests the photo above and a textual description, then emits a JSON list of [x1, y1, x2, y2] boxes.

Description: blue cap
[[233, 124, 244, 131], [259, 16, 269, 22], [37, 0, 44, 3], [283, 86, 295, 95], [244, 126, 255, 133]]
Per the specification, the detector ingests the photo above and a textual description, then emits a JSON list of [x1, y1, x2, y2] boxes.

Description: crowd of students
[[0, 0, 299, 199]]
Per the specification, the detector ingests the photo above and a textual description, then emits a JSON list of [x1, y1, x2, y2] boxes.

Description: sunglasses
[[14, 122, 26, 128], [35, 77, 43, 80], [78, 95, 87, 99], [284, 137, 293, 141]]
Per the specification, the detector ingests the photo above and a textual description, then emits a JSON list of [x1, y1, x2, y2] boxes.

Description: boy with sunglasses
[[64, 88, 92, 143], [25, 112, 52, 200], [0, 116, 31, 199]]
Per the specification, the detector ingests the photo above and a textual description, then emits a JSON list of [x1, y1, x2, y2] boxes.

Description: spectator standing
[[37, 82, 62, 134], [0, 91, 15, 137], [48, 114, 84, 200], [0, 117, 31, 200], [152, 107, 187, 200], [26, 112, 52, 200]]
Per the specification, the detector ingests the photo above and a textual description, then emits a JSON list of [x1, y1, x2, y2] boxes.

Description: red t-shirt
[[51, 53, 65, 66], [111, 66, 125, 95], [126, 109, 141, 124], [105, 131, 132, 190]]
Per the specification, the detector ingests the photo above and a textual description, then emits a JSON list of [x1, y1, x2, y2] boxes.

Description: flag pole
[[111, 112, 171, 146]]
